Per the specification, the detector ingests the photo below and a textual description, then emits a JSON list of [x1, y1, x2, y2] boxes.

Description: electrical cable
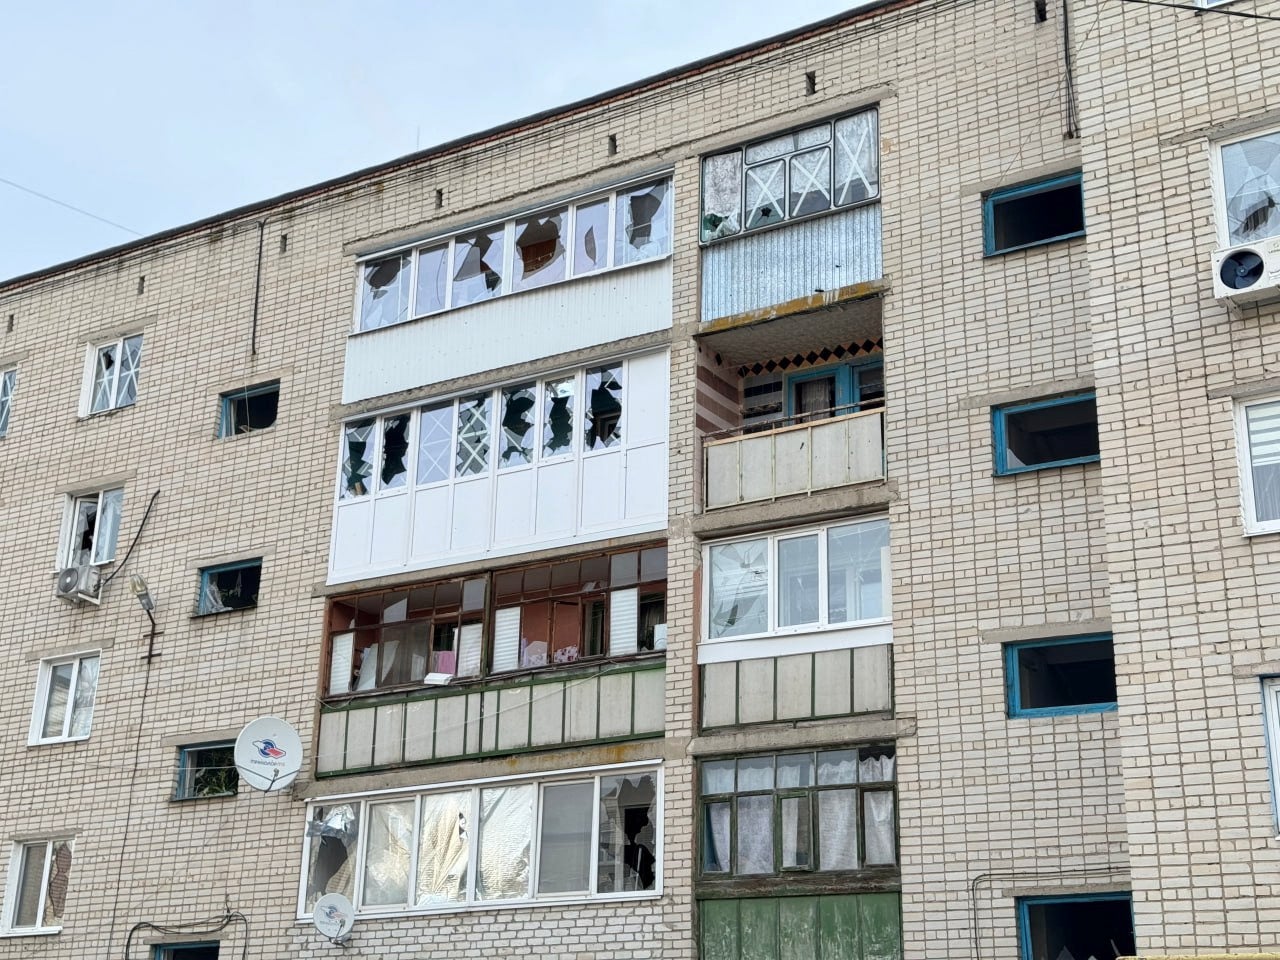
[[100, 489, 160, 588], [1117, 0, 1280, 20], [124, 910, 250, 960], [0, 174, 142, 236]]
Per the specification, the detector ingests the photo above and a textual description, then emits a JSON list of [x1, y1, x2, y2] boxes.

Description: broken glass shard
[[340, 419, 374, 498], [90, 343, 116, 413], [415, 244, 449, 315], [834, 110, 879, 206], [585, 363, 623, 450], [596, 772, 657, 893], [573, 198, 609, 274], [499, 384, 536, 468], [745, 158, 786, 229], [707, 538, 768, 638], [417, 403, 452, 485], [1223, 130, 1280, 244], [359, 252, 411, 330], [789, 147, 832, 218], [305, 803, 359, 911], [456, 395, 491, 476], [701, 152, 743, 241], [452, 227, 505, 307], [514, 208, 566, 291], [542, 377, 574, 457], [615, 180, 671, 265], [380, 415, 410, 488]]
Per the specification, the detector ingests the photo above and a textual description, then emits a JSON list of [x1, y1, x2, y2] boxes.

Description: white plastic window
[[3, 840, 72, 933], [60, 489, 123, 568], [1237, 396, 1280, 534], [85, 334, 143, 415], [1219, 129, 1280, 246], [0, 369, 14, 438], [29, 653, 99, 745]]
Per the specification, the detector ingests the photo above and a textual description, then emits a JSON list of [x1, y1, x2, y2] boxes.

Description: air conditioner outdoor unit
[[1213, 237, 1280, 304], [55, 565, 101, 604]]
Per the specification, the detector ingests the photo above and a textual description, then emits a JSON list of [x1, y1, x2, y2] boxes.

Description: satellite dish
[[234, 716, 302, 792], [312, 893, 355, 943]]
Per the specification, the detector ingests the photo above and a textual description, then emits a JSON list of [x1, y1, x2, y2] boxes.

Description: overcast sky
[[0, 1, 863, 282]]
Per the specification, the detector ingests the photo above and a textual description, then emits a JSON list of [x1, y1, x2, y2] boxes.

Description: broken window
[[417, 403, 453, 485], [416, 790, 470, 906], [1239, 395, 1280, 533], [573, 198, 610, 275], [358, 252, 411, 331], [340, 419, 375, 498], [699, 746, 895, 878], [984, 173, 1085, 255], [701, 108, 879, 244], [543, 377, 575, 457], [415, 244, 449, 316], [1017, 894, 1134, 960], [499, 384, 536, 468], [1221, 130, 1280, 244], [155, 944, 220, 960], [219, 380, 279, 437], [993, 392, 1099, 475], [614, 180, 671, 265], [63, 488, 123, 568], [707, 517, 889, 642], [5, 839, 72, 931], [0, 368, 15, 438], [456, 394, 491, 476], [452, 227, 505, 307], [477, 784, 535, 901], [1006, 635, 1117, 717], [597, 771, 658, 893], [514, 208, 566, 291], [174, 742, 239, 799], [363, 800, 416, 906], [380, 415, 410, 488], [30, 653, 98, 744], [197, 559, 262, 615], [585, 363, 623, 450], [87, 333, 143, 414], [304, 804, 360, 912]]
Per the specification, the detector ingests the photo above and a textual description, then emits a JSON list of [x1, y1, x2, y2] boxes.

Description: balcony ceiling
[[695, 291, 884, 369]]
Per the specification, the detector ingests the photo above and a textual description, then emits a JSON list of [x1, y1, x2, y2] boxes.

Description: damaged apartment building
[[0, 1, 1279, 959]]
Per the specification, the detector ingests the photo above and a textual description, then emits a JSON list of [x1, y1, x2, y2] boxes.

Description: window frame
[[28, 652, 100, 746], [296, 761, 662, 919], [0, 368, 15, 438], [195, 558, 263, 616], [153, 944, 220, 960], [58, 488, 124, 569], [1015, 892, 1134, 960], [702, 515, 891, 647], [353, 175, 672, 334], [1, 839, 72, 935], [218, 380, 280, 438], [991, 392, 1100, 476], [1211, 126, 1280, 248], [173, 742, 239, 801], [1235, 394, 1280, 535], [1003, 634, 1118, 718], [80, 333, 143, 416], [982, 172, 1086, 256]]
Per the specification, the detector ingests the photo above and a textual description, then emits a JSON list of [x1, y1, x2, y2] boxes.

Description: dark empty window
[[984, 173, 1085, 255], [197, 559, 262, 615], [1018, 894, 1133, 960], [994, 393, 1099, 474], [219, 381, 279, 437], [154, 945, 220, 960], [1006, 635, 1117, 717], [174, 743, 238, 800]]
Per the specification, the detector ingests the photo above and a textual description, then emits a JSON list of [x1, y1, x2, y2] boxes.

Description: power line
[[1118, 0, 1280, 20], [0, 173, 142, 236]]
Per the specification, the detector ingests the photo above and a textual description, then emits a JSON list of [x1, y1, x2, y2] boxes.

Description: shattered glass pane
[[340, 419, 375, 498], [70, 496, 97, 567], [537, 781, 594, 894], [834, 110, 880, 206], [417, 403, 452, 485], [817, 789, 858, 869], [573, 198, 609, 275], [585, 364, 623, 450], [707, 538, 769, 638], [68, 654, 98, 738], [115, 334, 142, 407], [305, 803, 359, 911], [597, 772, 657, 893], [363, 800, 415, 906], [415, 245, 449, 315], [476, 784, 534, 900], [456, 395, 491, 477], [380, 415, 410, 488], [701, 152, 743, 241], [90, 343, 116, 413], [827, 518, 889, 623], [41, 662, 73, 739], [514, 208, 566, 291], [359, 252, 412, 331], [615, 180, 671, 265], [452, 227, 506, 307], [543, 377, 575, 457], [417, 790, 470, 905], [1223, 130, 1280, 244], [499, 384, 536, 468], [0, 369, 14, 437], [42, 841, 71, 927], [863, 790, 896, 865], [789, 147, 832, 218], [735, 795, 773, 874], [745, 158, 786, 229], [91, 488, 122, 564]]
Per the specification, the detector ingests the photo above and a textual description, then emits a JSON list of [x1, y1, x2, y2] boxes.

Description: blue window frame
[[197, 559, 262, 615], [174, 742, 238, 800], [992, 392, 1099, 475], [1017, 893, 1133, 960], [983, 172, 1085, 255], [1005, 634, 1117, 718], [784, 359, 884, 419], [154, 944, 220, 960], [219, 380, 279, 438]]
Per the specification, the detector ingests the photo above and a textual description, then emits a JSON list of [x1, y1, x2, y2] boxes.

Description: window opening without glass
[[0, 368, 15, 438], [174, 743, 239, 800], [356, 178, 671, 332], [993, 393, 1099, 475], [219, 381, 279, 437], [197, 559, 262, 615], [983, 173, 1085, 255], [29, 653, 99, 745], [1017, 893, 1134, 960], [85, 333, 143, 414], [1005, 635, 1116, 717], [4, 840, 72, 932], [153, 945, 220, 960]]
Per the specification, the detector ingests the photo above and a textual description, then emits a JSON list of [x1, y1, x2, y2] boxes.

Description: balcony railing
[[704, 406, 885, 509]]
